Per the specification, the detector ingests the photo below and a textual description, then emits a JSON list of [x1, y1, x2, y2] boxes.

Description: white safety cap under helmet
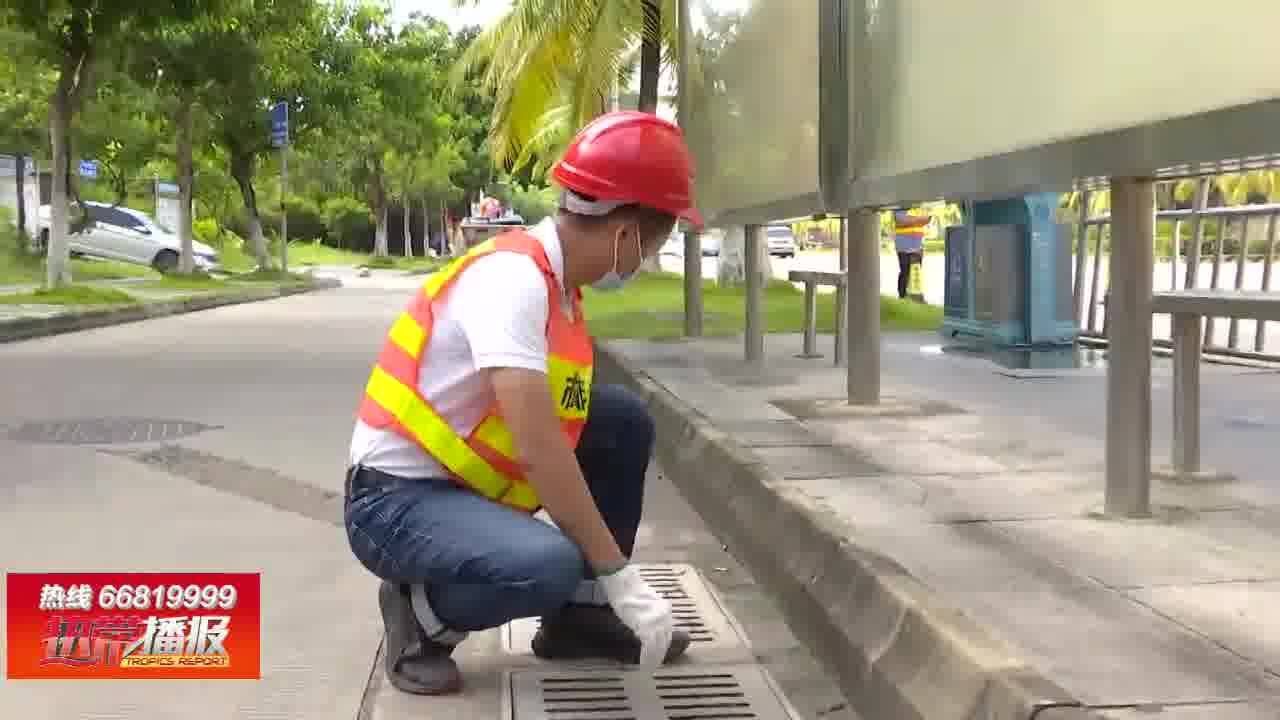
[[559, 188, 628, 217]]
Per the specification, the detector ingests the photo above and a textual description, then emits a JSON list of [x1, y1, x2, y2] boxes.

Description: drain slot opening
[[511, 665, 794, 720], [503, 564, 746, 658]]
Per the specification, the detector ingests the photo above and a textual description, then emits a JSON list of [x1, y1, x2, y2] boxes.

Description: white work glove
[[598, 564, 674, 669]]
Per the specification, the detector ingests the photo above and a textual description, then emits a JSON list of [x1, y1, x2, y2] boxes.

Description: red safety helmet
[[552, 111, 704, 229]]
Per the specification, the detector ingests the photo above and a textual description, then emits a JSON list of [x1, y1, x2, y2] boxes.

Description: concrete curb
[[0, 277, 342, 344], [596, 343, 1105, 720]]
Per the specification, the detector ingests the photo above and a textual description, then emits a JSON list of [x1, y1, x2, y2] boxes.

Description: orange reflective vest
[[356, 231, 594, 513]]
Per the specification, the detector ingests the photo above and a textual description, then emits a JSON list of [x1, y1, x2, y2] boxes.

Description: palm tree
[[451, 0, 675, 175]]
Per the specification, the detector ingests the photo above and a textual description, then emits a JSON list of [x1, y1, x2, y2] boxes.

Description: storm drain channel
[[503, 564, 747, 658], [502, 564, 798, 720], [505, 666, 799, 720]]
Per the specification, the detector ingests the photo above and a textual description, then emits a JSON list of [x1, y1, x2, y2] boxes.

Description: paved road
[[0, 267, 849, 720]]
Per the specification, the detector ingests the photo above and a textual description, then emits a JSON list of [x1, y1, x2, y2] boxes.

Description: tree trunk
[[110, 166, 128, 207], [422, 197, 432, 257], [402, 198, 413, 258], [450, 218, 465, 256], [230, 152, 270, 269], [46, 87, 73, 288], [633, 0, 665, 273], [367, 160, 389, 257], [716, 226, 774, 286], [64, 121, 87, 235], [14, 153, 26, 247], [717, 227, 745, 286], [175, 95, 196, 274], [374, 205, 389, 257], [638, 0, 661, 114]]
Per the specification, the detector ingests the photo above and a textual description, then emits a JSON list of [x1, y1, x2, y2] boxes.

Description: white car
[[700, 230, 722, 257], [764, 225, 797, 258], [37, 201, 221, 273]]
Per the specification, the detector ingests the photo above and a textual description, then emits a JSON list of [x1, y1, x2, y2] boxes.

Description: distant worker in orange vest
[[893, 208, 930, 299], [344, 111, 705, 696]]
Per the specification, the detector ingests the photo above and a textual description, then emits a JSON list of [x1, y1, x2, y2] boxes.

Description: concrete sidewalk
[[599, 333, 1280, 720]]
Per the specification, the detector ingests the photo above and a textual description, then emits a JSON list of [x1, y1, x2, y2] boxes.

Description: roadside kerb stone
[[596, 342, 1104, 720], [0, 277, 341, 344]]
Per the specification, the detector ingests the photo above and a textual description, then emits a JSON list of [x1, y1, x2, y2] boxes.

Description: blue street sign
[[270, 102, 289, 148], [78, 160, 98, 179]]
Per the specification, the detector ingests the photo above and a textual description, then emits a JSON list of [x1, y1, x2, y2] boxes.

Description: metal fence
[[1073, 182, 1280, 361]]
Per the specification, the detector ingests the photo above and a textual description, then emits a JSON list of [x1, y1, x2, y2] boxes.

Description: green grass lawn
[[211, 241, 335, 274], [0, 260, 316, 306], [141, 273, 229, 292], [287, 241, 373, 267], [0, 252, 156, 286], [287, 240, 443, 273], [361, 253, 446, 272], [206, 241, 356, 279], [583, 272, 943, 340], [215, 243, 259, 273], [0, 284, 139, 306], [228, 267, 314, 284]]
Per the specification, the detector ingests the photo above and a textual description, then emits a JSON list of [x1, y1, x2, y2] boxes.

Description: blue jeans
[[344, 383, 654, 632]]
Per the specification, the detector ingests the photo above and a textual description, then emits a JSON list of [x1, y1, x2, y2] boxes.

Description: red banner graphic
[[5, 572, 260, 680]]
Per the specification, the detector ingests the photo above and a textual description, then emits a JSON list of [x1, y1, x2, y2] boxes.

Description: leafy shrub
[[510, 183, 557, 224], [237, 196, 324, 247], [322, 196, 374, 250], [283, 195, 326, 245], [193, 217, 221, 245]]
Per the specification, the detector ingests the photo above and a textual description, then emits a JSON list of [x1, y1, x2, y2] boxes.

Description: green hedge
[[322, 196, 375, 249], [1076, 219, 1279, 259], [227, 195, 375, 250]]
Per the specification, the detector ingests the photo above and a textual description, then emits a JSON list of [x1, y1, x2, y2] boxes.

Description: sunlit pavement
[[0, 268, 852, 720]]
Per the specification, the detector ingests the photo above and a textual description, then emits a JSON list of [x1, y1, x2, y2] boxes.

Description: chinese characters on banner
[[5, 572, 260, 680]]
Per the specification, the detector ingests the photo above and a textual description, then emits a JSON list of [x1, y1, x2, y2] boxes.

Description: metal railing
[[1074, 185, 1280, 360]]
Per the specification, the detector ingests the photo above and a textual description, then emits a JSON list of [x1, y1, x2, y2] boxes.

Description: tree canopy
[[0, 0, 531, 283]]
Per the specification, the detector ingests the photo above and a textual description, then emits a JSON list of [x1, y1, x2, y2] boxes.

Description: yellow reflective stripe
[[501, 481, 539, 511], [548, 355, 593, 421], [387, 312, 427, 359], [471, 416, 539, 511], [472, 415, 517, 458], [365, 365, 511, 500]]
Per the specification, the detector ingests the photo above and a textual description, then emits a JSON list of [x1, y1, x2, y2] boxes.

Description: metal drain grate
[[506, 665, 797, 720], [8, 418, 219, 445], [502, 564, 745, 658]]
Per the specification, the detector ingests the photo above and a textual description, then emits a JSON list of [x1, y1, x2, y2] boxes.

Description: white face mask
[[591, 223, 642, 292]]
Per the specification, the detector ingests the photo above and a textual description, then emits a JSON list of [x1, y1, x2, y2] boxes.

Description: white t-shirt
[[349, 218, 574, 478]]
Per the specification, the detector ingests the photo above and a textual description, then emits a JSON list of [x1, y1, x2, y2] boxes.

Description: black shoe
[[531, 604, 691, 665], [378, 581, 463, 695]]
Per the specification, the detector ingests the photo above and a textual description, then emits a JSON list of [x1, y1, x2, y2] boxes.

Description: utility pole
[[270, 101, 290, 275]]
